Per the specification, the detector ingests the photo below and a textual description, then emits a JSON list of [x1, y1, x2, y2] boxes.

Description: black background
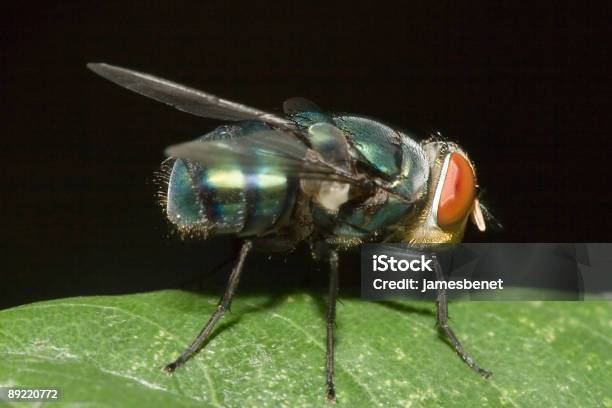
[[2, 2, 610, 308]]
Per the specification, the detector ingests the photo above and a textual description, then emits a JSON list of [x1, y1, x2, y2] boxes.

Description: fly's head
[[397, 138, 487, 245]]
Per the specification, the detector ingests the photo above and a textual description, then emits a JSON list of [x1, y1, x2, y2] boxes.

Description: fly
[[88, 62, 494, 401]]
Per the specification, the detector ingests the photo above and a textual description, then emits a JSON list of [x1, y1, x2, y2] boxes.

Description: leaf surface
[[0, 291, 610, 407]]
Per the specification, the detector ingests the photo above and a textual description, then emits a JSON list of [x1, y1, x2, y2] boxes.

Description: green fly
[[88, 63, 493, 401]]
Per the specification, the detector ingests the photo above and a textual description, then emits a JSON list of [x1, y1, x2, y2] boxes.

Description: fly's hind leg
[[164, 240, 253, 373], [433, 254, 492, 378]]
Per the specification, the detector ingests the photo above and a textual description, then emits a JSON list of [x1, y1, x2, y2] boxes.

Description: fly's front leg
[[325, 249, 339, 402], [433, 254, 492, 378], [164, 240, 253, 373]]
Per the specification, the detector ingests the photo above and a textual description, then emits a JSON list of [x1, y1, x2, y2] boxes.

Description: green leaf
[[0, 290, 610, 407]]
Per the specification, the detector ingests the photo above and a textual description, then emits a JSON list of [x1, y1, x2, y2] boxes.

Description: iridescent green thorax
[[291, 112, 428, 241], [333, 115, 428, 199]]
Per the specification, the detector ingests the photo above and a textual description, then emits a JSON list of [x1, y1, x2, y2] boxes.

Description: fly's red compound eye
[[436, 152, 476, 229]]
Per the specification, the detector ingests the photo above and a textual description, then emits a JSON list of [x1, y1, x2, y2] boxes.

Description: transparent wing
[[87, 63, 296, 130]]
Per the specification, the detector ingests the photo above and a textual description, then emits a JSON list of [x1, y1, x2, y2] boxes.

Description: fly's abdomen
[[166, 157, 296, 237]]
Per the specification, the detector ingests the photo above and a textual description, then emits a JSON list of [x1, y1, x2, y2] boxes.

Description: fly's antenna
[[476, 190, 504, 231]]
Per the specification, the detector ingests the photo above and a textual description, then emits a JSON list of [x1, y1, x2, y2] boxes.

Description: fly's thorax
[[303, 118, 430, 243], [397, 140, 481, 245]]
